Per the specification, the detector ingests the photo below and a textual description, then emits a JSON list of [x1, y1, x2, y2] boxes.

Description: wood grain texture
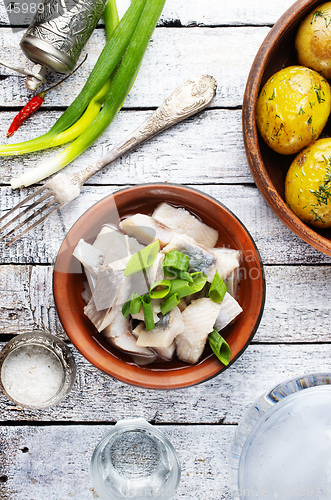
[[1, 264, 331, 341], [0, 343, 330, 425], [0, 0, 297, 27], [0, 1, 329, 498], [0, 424, 234, 500], [1, 184, 331, 265], [0, 26, 270, 108]]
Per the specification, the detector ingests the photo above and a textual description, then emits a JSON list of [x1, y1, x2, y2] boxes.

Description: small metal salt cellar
[[1, 0, 108, 90]]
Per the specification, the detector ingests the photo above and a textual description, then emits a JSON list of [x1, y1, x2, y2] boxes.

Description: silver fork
[[0, 75, 216, 245]]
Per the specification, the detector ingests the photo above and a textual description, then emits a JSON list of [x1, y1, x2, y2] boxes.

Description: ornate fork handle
[[70, 75, 217, 187]]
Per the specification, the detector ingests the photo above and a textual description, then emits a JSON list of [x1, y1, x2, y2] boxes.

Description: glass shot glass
[[0, 330, 76, 409], [91, 418, 181, 500]]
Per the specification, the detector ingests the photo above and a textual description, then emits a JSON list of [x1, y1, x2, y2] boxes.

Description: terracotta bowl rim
[[242, 0, 331, 256], [53, 183, 266, 389]]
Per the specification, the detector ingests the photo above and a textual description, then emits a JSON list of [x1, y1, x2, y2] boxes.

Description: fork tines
[[0, 186, 59, 245]]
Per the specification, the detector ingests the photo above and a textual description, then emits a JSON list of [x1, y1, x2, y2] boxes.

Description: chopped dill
[[310, 165, 331, 205], [311, 9, 331, 28], [275, 123, 284, 136], [268, 89, 276, 100], [310, 208, 326, 223], [307, 116, 313, 125], [298, 107, 305, 115], [313, 85, 325, 104]]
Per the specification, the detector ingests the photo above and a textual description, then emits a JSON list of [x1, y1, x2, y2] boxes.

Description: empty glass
[[91, 418, 181, 499]]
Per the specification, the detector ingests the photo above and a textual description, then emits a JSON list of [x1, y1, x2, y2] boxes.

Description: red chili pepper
[[6, 94, 45, 137], [6, 54, 88, 138]]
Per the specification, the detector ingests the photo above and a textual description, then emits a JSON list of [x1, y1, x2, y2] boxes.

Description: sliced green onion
[[162, 250, 195, 281], [208, 329, 231, 366], [142, 294, 154, 331], [168, 278, 192, 299], [160, 293, 180, 315], [209, 270, 227, 303], [122, 300, 131, 319], [11, 0, 167, 188], [124, 240, 160, 277], [129, 293, 142, 315], [189, 272, 207, 293], [163, 250, 189, 271], [149, 279, 172, 299], [1, 0, 147, 157]]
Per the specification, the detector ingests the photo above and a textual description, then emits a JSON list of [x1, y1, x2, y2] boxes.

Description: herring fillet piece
[[161, 233, 217, 281], [152, 202, 219, 247], [214, 292, 243, 332], [92, 260, 127, 312], [73, 239, 105, 275], [135, 306, 185, 347], [103, 312, 157, 365], [176, 297, 221, 364], [212, 247, 240, 282], [120, 213, 175, 247]]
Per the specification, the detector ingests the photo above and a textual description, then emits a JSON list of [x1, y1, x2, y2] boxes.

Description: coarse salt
[[1, 344, 64, 406]]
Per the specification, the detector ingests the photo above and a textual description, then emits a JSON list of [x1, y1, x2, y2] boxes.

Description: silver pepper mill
[[20, 0, 108, 90]]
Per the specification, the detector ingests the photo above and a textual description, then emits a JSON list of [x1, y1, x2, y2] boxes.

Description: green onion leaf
[[122, 300, 131, 319], [160, 293, 180, 315], [163, 250, 189, 271], [208, 329, 231, 366], [129, 293, 142, 315], [162, 250, 194, 281], [149, 279, 172, 299], [189, 272, 208, 293], [142, 294, 155, 331], [209, 270, 227, 303], [124, 240, 160, 276], [168, 278, 192, 298]]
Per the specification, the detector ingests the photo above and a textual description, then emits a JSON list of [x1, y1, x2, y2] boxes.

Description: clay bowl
[[243, 0, 331, 256], [53, 184, 265, 390]]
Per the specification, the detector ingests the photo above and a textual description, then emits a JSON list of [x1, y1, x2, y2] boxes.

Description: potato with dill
[[256, 66, 331, 155], [285, 138, 331, 228], [295, 2, 331, 79]]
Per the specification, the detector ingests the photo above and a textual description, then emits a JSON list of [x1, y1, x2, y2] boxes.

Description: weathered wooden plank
[[1, 264, 331, 343], [0, 0, 297, 27], [0, 424, 234, 500], [0, 109, 252, 184], [0, 184, 330, 265], [0, 344, 330, 425], [0, 26, 270, 108]]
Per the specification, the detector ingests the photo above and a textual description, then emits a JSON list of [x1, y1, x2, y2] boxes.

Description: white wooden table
[[1, 0, 331, 498]]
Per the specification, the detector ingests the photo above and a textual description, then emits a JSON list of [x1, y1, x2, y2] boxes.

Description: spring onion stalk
[[189, 272, 208, 293], [10, 0, 166, 188], [0, 0, 147, 156], [142, 294, 154, 331], [122, 300, 131, 319], [208, 329, 231, 366], [160, 293, 180, 316], [208, 270, 227, 303], [124, 241, 160, 277], [129, 293, 143, 315], [149, 279, 172, 299], [162, 250, 194, 281], [48, 0, 119, 147]]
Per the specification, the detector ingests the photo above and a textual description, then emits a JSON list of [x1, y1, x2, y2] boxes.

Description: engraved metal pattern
[[25, 0, 107, 62]]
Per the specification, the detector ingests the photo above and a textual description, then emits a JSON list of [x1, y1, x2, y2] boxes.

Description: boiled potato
[[285, 138, 331, 228], [295, 2, 331, 79], [256, 66, 331, 155]]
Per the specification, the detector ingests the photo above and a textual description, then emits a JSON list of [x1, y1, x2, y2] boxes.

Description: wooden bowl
[[243, 0, 331, 256], [53, 184, 265, 389]]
